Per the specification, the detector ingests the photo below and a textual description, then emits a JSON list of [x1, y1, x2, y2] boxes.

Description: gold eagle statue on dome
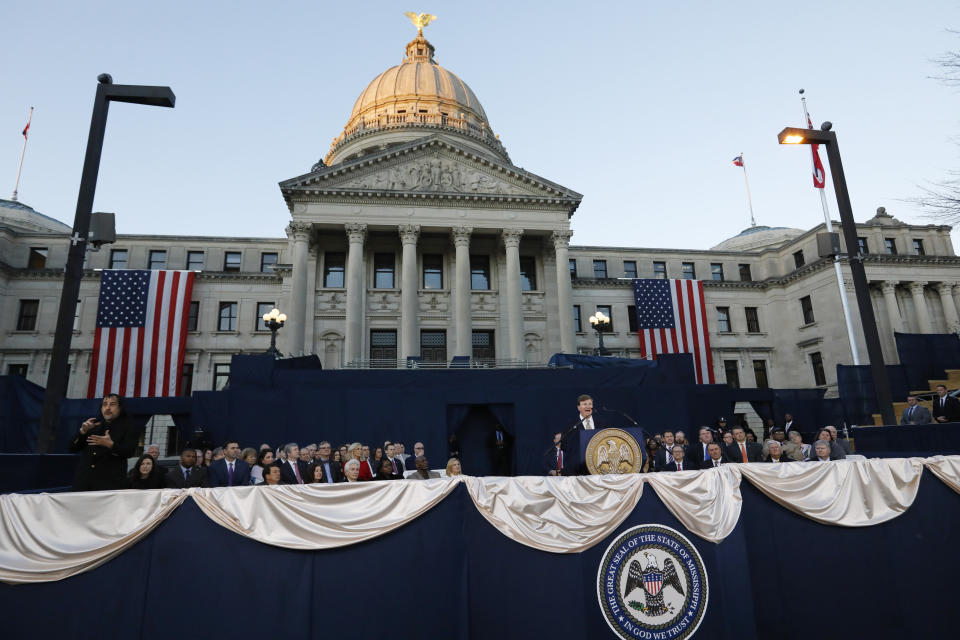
[[404, 12, 438, 37]]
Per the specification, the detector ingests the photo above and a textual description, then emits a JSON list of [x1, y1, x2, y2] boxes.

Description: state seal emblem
[[597, 524, 708, 640]]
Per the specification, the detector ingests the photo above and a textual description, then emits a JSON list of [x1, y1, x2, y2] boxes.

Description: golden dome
[[325, 34, 507, 165]]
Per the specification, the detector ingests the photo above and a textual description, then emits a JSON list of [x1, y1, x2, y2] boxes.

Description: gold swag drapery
[[1, 456, 958, 584]]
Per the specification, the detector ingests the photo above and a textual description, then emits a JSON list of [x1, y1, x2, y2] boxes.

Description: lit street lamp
[[589, 310, 611, 356], [778, 122, 895, 425], [262, 308, 287, 358]]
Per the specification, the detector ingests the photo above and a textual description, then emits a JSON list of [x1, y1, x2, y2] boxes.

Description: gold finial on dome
[[404, 11, 437, 37]]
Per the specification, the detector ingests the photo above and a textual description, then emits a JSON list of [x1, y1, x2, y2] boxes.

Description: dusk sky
[[3, 1, 958, 250]]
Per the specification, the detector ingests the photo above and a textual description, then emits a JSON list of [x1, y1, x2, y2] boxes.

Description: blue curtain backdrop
[[2, 475, 957, 638], [895, 332, 960, 392]]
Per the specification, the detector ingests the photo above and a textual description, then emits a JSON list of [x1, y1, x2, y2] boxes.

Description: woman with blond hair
[[445, 457, 462, 477]]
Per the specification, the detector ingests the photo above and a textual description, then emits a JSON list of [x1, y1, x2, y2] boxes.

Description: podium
[[566, 426, 648, 475]]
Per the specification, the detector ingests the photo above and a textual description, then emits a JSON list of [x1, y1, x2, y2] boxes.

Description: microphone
[[601, 406, 641, 428]]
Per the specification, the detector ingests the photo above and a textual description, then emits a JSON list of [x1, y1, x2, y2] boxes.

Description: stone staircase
[[872, 369, 960, 425]]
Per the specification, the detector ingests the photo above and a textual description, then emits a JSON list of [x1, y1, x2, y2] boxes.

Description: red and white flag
[[632, 279, 715, 384], [807, 114, 826, 189], [87, 270, 195, 398]]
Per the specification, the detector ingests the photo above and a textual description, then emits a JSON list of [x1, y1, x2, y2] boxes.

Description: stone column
[[937, 282, 960, 332], [451, 226, 473, 357], [285, 221, 311, 355], [398, 224, 421, 360], [344, 223, 367, 364], [502, 228, 525, 361], [552, 230, 575, 354], [909, 281, 932, 334], [880, 281, 903, 334]]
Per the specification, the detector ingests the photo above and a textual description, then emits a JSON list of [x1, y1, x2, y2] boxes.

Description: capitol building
[[2, 28, 959, 399]]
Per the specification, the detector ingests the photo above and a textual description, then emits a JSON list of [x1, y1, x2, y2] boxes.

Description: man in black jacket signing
[[70, 394, 140, 491]]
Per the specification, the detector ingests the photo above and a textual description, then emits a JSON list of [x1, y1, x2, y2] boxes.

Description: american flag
[[632, 279, 715, 384], [731, 155, 743, 167], [87, 270, 195, 398]]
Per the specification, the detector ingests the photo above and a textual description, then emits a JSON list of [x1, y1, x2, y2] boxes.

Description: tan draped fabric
[[464, 474, 645, 553], [3, 456, 960, 584], [189, 478, 461, 550], [923, 455, 960, 494], [0, 488, 188, 584], [736, 458, 924, 527], [645, 467, 742, 543]]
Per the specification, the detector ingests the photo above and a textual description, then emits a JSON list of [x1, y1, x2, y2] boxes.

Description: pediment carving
[[333, 156, 533, 196]]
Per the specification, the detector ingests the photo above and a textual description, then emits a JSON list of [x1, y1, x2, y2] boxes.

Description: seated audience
[[315, 441, 342, 484], [305, 464, 325, 484], [411, 455, 441, 479], [662, 445, 690, 472], [690, 427, 713, 467], [208, 441, 251, 487], [166, 446, 208, 488], [674, 431, 688, 448], [342, 459, 361, 482], [640, 440, 658, 473], [128, 454, 165, 489], [724, 426, 762, 463], [815, 428, 847, 460], [241, 447, 258, 472], [211, 447, 224, 462], [360, 445, 377, 478], [145, 443, 161, 460], [824, 426, 852, 455], [406, 442, 425, 470], [202, 449, 213, 467], [900, 395, 932, 425], [654, 430, 677, 471], [763, 441, 795, 463], [721, 431, 734, 446], [375, 459, 397, 481], [787, 430, 811, 461], [703, 443, 725, 468], [261, 463, 282, 486], [345, 442, 372, 480], [251, 448, 275, 485], [445, 458, 462, 476], [279, 443, 309, 484], [809, 440, 835, 462]]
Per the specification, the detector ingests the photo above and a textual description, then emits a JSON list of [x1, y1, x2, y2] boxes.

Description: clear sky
[[2, 1, 958, 250]]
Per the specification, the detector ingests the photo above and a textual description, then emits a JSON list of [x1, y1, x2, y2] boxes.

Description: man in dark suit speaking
[[724, 426, 762, 463], [208, 441, 251, 487]]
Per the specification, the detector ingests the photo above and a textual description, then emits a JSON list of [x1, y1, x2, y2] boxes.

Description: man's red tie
[[294, 462, 302, 483], [740, 443, 748, 463], [557, 450, 563, 473]]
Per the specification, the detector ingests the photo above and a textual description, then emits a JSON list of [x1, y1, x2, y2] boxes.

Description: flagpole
[[11, 106, 33, 201], [801, 90, 860, 366], [740, 152, 757, 227]]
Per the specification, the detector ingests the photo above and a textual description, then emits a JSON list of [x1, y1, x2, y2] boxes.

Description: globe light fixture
[[589, 311, 611, 356], [263, 308, 287, 358]]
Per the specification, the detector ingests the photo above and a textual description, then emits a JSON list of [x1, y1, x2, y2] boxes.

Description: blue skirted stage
[[1, 458, 958, 639]]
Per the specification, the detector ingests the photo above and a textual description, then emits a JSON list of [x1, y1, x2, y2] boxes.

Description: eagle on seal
[[596, 439, 633, 473], [624, 551, 684, 616]]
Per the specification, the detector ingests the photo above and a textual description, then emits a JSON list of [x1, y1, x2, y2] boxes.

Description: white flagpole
[[801, 90, 860, 365], [11, 106, 33, 201], [739, 152, 757, 227]]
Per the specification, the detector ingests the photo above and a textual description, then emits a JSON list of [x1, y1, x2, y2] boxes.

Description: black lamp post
[[778, 122, 895, 426], [37, 74, 175, 454], [262, 308, 287, 358], [589, 310, 611, 356]]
